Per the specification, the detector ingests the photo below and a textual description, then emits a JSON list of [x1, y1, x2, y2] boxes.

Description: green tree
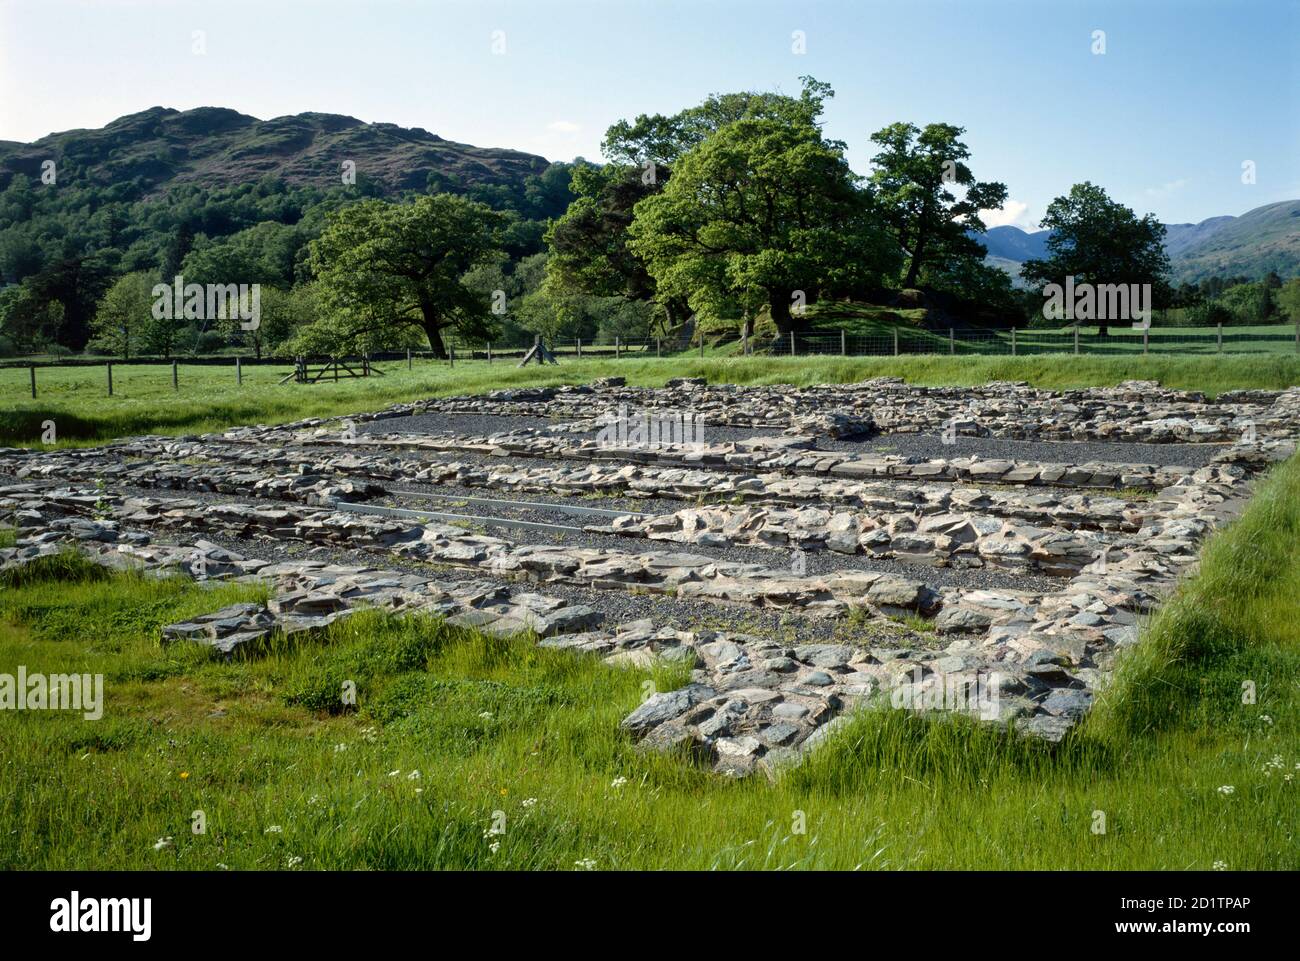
[[869, 122, 1008, 290], [307, 195, 506, 358], [1276, 277, 1300, 323], [90, 271, 158, 359], [627, 85, 896, 337], [0, 281, 65, 351], [1021, 182, 1171, 336], [1217, 281, 1273, 325]]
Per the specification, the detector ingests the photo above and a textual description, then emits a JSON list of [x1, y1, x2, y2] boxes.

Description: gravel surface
[[378, 480, 1065, 592], [358, 410, 1227, 468], [153, 528, 891, 645], [43, 480, 1003, 643]]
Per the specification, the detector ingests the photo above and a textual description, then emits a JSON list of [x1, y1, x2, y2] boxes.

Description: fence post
[[1143, 328, 1149, 355], [1217, 323, 1222, 354], [107, 363, 113, 396], [407, 347, 412, 370], [949, 328, 955, 355], [1074, 326, 1079, 355], [700, 337, 705, 359], [172, 359, 178, 390], [1295, 321, 1298, 354], [577, 338, 582, 360], [655, 337, 660, 358], [450, 344, 455, 367], [841, 329, 846, 356], [790, 330, 796, 357], [893, 328, 899, 356], [30, 365, 36, 399], [236, 357, 242, 385], [615, 336, 621, 358], [1011, 327, 1017, 356], [488, 344, 493, 364]]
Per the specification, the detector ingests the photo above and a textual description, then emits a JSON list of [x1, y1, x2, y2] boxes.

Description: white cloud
[[980, 199, 1033, 229], [546, 120, 581, 133], [1145, 178, 1189, 198]]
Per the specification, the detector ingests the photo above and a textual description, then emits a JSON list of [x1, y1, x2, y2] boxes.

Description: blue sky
[[1, 0, 1295, 228]]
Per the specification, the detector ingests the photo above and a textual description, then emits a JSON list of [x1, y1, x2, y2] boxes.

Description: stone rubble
[[3, 375, 1297, 776]]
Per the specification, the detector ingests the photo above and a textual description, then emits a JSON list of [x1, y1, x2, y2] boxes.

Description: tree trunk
[[769, 291, 797, 336], [903, 237, 925, 289], [419, 302, 449, 359]]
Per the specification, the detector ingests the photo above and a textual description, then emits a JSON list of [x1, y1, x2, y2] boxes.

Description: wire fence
[[762, 326, 1300, 357], [6, 324, 1299, 398]]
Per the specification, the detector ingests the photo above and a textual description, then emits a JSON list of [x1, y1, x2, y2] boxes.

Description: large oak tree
[[1021, 182, 1170, 336], [869, 122, 1007, 290], [627, 83, 896, 337], [308, 194, 504, 358]]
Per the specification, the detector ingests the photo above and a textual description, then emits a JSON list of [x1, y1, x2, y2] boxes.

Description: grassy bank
[[3, 353, 1299, 446], [1, 454, 1296, 870]]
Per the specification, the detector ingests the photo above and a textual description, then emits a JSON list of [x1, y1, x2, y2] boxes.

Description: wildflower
[[610, 776, 628, 789], [333, 743, 348, 753], [1217, 785, 1235, 796], [1212, 860, 1227, 871], [179, 772, 190, 780], [407, 770, 421, 780], [574, 858, 597, 871], [479, 711, 493, 720], [1260, 714, 1273, 725], [216, 862, 229, 871], [387, 769, 400, 777], [522, 798, 538, 809], [264, 825, 283, 834], [153, 836, 174, 852], [307, 794, 322, 807], [489, 841, 500, 854], [286, 855, 303, 868]]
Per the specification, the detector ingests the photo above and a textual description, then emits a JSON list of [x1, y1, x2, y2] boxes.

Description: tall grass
[[1, 459, 1297, 869], [4, 354, 1299, 445]]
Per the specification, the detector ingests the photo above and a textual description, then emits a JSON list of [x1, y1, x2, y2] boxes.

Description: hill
[[0, 106, 551, 197], [978, 200, 1300, 283]]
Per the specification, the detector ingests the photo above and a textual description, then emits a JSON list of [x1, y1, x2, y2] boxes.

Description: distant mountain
[[0, 105, 551, 196], [979, 200, 1300, 283]]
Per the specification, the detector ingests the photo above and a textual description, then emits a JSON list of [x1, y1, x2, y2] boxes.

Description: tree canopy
[[306, 194, 505, 358], [869, 122, 1008, 290], [1021, 182, 1171, 335], [627, 81, 897, 336]]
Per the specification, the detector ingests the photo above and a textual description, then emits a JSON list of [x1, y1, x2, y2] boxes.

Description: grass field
[[1, 452, 1297, 870], [4, 353, 1300, 446]]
